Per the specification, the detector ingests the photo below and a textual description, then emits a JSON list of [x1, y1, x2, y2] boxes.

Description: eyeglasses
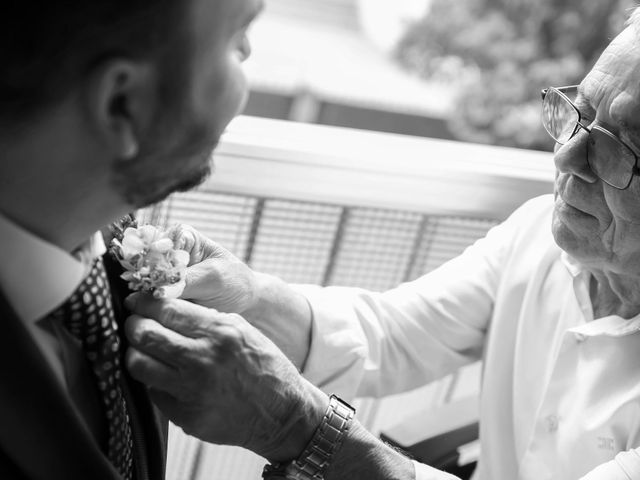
[[541, 85, 640, 190]]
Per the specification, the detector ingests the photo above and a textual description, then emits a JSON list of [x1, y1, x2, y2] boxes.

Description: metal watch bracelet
[[262, 395, 356, 480]]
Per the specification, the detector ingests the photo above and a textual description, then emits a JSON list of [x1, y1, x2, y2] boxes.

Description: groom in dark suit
[[0, 0, 262, 478]]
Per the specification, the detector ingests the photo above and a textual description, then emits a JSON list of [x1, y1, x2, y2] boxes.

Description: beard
[[111, 107, 222, 209]]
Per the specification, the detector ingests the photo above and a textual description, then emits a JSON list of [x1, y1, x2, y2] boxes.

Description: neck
[[0, 113, 129, 252], [590, 270, 640, 319]]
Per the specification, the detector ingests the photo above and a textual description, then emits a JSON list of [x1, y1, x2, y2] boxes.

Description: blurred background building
[[243, 0, 635, 150], [242, 0, 456, 139]]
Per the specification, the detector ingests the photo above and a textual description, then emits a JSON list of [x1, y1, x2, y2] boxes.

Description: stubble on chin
[[111, 116, 220, 209], [113, 153, 213, 209]]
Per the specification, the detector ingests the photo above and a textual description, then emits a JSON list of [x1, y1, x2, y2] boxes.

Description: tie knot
[[52, 257, 112, 339]]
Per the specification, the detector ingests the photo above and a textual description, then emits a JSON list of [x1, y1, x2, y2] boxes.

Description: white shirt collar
[[560, 250, 585, 278], [0, 214, 105, 323], [560, 249, 640, 327]]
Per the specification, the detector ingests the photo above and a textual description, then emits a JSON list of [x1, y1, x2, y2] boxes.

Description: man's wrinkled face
[[114, 0, 263, 207], [552, 25, 640, 274]]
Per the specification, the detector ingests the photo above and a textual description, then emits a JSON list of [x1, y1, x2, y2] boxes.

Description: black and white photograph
[[2, 0, 640, 479]]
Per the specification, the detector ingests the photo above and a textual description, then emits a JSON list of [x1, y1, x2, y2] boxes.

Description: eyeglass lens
[[588, 127, 635, 189], [542, 88, 578, 144]]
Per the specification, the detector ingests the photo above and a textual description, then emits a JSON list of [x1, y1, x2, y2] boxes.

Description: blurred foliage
[[395, 0, 638, 150]]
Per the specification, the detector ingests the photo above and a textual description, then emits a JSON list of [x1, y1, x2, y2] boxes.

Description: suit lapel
[[103, 251, 168, 480], [0, 290, 120, 480]]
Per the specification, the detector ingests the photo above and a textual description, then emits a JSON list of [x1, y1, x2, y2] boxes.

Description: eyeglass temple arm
[[541, 86, 580, 100]]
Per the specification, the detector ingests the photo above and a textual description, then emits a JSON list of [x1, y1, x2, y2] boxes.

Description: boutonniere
[[109, 218, 189, 299]]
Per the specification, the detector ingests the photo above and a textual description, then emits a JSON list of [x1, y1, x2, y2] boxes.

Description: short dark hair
[[0, 1, 190, 125]]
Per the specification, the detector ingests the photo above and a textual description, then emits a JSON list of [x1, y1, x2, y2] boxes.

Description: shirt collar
[[0, 214, 105, 324], [560, 250, 584, 278], [560, 250, 640, 329]]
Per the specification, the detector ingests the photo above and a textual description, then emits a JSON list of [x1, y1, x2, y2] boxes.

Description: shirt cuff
[[413, 461, 461, 480], [292, 284, 368, 400], [579, 449, 640, 479]]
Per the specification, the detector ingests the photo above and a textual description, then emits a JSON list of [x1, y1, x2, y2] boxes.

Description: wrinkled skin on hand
[[168, 224, 312, 373], [124, 293, 327, 461], [168, 224, 257, 313]]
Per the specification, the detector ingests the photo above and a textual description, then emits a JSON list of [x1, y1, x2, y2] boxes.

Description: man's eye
[[578, 110, 594, 123], [576, 106, 595, 123]]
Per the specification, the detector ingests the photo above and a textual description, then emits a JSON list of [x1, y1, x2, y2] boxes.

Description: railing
[[140, 115, 555, 480]]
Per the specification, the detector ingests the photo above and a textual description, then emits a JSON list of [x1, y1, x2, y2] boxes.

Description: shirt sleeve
[[579, 449, 640, 479], [413, 461, 461, 480], [296, 198, 536, 400]]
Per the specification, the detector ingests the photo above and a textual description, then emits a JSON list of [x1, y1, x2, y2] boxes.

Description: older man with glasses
[[123, 6, 640, 480]]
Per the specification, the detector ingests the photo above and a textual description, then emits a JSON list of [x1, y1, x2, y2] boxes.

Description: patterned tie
[[51, 256, 134, 479]]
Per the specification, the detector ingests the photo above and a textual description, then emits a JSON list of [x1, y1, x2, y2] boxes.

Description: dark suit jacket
[[0, 253, 168, 480]]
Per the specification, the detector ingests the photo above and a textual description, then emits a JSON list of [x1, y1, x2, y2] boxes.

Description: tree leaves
[[394, 0, 636, 150]]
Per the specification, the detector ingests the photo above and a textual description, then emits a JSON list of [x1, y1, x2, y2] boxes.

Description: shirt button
[[574, 333, 587, 343], [545, 414, 559, 433]]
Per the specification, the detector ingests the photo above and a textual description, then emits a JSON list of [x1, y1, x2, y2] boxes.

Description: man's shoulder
[[502, 194, 556, 243], [497, 194, 561, 264], [510, 194, 555, 226]]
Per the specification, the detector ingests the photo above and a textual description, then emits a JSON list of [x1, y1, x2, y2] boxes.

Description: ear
[[85, 59, 157, 160]]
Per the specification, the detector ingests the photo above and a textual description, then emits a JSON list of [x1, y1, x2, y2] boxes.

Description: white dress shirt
[[0, 213, 104, 388], [298, 195, 640, 480]]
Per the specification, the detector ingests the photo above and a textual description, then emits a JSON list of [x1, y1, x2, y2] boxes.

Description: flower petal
[[138, 225, 159, 243], [122, 233, 146, 255], [121, 271, 136, 281], [151, 238, 174, 253]]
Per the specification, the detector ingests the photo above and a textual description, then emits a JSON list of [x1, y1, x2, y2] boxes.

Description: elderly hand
[[168, 224, 313, 369], [124, 292, 328, 461], [168, 224, 258, 313]]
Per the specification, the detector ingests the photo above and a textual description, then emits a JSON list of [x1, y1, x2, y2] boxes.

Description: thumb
[[168, 224, 216, 266], [180, 260, 221, 304]]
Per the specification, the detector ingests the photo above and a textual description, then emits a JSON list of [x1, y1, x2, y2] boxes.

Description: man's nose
[[553, 128, 598, 183]]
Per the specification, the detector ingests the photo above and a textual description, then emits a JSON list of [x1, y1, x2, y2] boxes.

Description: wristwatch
[[262, 395, 356, 480]]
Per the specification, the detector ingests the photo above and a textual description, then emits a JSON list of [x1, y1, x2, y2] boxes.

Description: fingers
[[168, 224, 230, 265], [125, 347, 183, 397], [181, 260, 224, 302], [125, 313, 197, 365], [125, 293, 219, 338], [166, 224, 258, 313], [147, 388, 206, 438], [147, 388, 178, 415], [167, 224, 200, 264]]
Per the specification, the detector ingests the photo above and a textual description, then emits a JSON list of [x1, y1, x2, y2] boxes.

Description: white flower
[[110, 225, 189, 299]]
